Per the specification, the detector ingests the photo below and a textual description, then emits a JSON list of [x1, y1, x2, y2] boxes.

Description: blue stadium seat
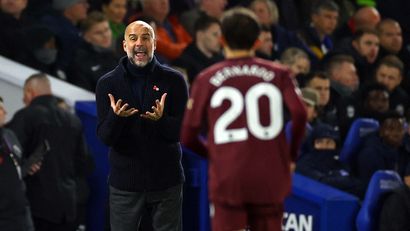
[[356, 170, 403, 231], [339, 118, 379, 163]]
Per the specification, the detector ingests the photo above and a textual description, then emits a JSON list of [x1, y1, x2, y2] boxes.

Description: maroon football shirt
[[181, 57, 307, 205]]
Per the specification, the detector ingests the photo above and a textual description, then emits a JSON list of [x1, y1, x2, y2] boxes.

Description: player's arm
[[181, 80, 209, 157], [282, 72, 307, 161]]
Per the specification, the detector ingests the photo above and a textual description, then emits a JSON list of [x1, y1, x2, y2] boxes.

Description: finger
[[141, 111, 156, 120], [160, 93, 167, 105], [108, 94, 115, 107], [115, 99, 123, 109], [119, 103, 129, 112], [151, 105, 160, 115], [124, 108, 139, 115]]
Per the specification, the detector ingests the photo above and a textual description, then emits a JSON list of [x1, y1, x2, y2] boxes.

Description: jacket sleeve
[[6, 110, 31, 150], [95, 77, 128, 146], [156, 73, 189, 142], [282, 72, 308, 161], [180, 76, 209, 157]]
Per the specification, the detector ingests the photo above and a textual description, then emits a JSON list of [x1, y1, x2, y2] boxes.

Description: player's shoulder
[[253, 58, 290, 73]]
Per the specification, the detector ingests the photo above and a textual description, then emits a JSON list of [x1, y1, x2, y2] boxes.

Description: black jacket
[[379, 185, 410, 231], [7, 95, 89, 223], [96, 56, 188, 192], [0, 128, 28, 231]]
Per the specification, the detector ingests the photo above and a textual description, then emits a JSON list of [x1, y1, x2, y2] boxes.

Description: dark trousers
[[109, 184, 183, 231]]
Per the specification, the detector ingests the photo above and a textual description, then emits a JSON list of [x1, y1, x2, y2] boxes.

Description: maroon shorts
[[211, 202, 284, 231]]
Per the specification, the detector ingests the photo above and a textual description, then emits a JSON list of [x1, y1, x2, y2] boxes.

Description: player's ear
[[219, 36, 227, 47], [252, 38, 262, 50]]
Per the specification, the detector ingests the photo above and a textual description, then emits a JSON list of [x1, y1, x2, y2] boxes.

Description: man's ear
[[122, 40, 127, 52], [219, 36, 227, 47], [352, 40, 358, 50], [252, 38, 262, 50]]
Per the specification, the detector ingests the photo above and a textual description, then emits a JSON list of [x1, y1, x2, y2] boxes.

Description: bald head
[[377, 19, 403, 53], [354, 7, 380, 30], [23, 73, 52, 106], [124, 21, 155, 40], [123, 20, 157, 67]]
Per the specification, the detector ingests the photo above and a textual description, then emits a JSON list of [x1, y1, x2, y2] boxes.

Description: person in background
[[101, 0, 127, 41], [95, 20, 188, 230], [248, 0, 305, 60], [280, 47, 311, 85], [180, 0, 227, 36], [255, 25, 274, 60], [0, 0, 33, 61], [324, 54, 359, 99], [301, 87, 320, 125], [374, 55, 409, 117], [336, 28, 379, 84], [333, 6, 380, 48], [356, 111, 405, 191], [172, 13, 224, 86], [296, 123, 364, 197], [68, 11, 119, 92], [181, 7, 307, 231], [41, 0, 89, 80], [7, 73, 90, 231], [297, 0, 339, 68], [18, 25, 64, 79], [133, 0, 192, 63], [337, 82, 390, 142], [0, 96, 39, 231]]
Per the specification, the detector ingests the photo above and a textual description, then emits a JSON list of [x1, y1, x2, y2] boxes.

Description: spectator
[[0, 96, 37, 231], [101, 0, 127, 41], [374, 55, 409, 116], [95, 20, 188, 230], [296, 123, 364, 197], [356, 111, 405, 190], [304, 71, 339, 127], [337, 82, 390, 140], [297, 0, 339, 68], [172, 13, 224, 85], [7, 73, 90, 231], [68, 11, 119, 92], [341, 28, 380, 84], [301, 87, 320, 125], [376, 18, 410, 93], [255, 25, 274, 60], [249, 0, 305, 60], [131, 0, 192, 63], [0, 0, 34, 61], [325, 54, 359, 98], [334, 6, 380, 46], [181, 7, 307, 230], [18, 25, 64, 79], [180, 0, 227, 36], [41, 0, 89, 79], [280, 47, 311, 85]]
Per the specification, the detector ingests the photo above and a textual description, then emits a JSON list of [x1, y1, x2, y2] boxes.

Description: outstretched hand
[[141, 93, 167, 121], [108, 94, 138, 117]]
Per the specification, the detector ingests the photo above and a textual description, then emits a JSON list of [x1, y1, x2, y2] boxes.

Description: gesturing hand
[[141, 93, 167, 121], [108, 93, 138, 117]]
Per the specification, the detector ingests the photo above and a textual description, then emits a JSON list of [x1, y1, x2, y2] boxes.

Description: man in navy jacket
[[95, 20, 188, 231]]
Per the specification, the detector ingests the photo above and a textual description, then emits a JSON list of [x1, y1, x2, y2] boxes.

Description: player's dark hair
[[221, 7, 261, 50]]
